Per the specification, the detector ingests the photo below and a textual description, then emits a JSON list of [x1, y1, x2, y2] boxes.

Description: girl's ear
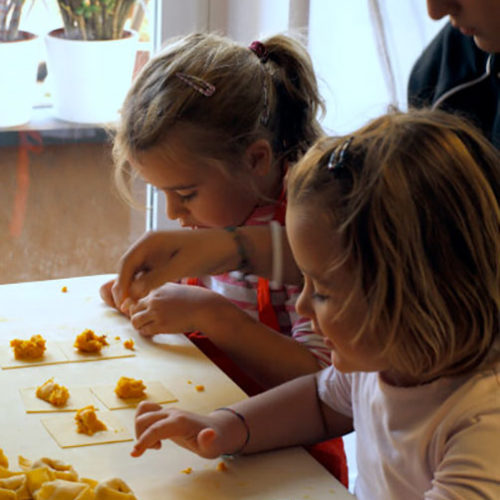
[[244, 139, 273, 176]]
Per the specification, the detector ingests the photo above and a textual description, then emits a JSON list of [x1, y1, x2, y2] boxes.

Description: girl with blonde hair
[[129, 109, 500, 500], [101, 32, 347, 483]]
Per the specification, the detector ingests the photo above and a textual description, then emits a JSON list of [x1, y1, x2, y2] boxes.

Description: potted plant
[[45, 0, 140, 124], [0, 0, 41, 127]]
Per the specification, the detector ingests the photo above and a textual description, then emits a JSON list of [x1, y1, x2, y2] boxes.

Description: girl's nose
[[426, 0, 456, 20], [295, 286, 312, 320], [165, 193, 188, 221]]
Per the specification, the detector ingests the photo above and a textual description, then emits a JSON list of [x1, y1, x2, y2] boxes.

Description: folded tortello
[[95, 478, 137, 500], [33, 479, 93, 500], [0, 473, 30, 500]]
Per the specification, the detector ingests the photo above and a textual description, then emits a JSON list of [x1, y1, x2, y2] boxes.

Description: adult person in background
[[408, 0, 500, 148]]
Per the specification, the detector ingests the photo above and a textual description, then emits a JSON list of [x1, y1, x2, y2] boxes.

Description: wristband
[[225, 226, 252, 274], [215, 407, 250, 457]]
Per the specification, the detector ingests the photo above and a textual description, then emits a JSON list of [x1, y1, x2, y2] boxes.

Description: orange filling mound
[[74, 406, 107, 435], [74, 329, 108, 353], [114, 377, 146, 399], [10, 335, 46, 360], [36, 378, 70, 407]]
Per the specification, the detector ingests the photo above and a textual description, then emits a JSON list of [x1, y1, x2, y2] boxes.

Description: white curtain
[[159, 0, 293, 45], [308, 0, 446, 134]]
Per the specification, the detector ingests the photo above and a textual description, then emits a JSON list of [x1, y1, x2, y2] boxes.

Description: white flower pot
[[45, 28, 138, 124], [0, 31, 40, 128]]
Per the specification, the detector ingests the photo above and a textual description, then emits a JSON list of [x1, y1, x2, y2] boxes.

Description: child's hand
[[112, 229, 239, 307], [127, 283, 227, 337], [131, 402, 241, 459], [100, 279, 118, 308], [99, 279, 134, 317]]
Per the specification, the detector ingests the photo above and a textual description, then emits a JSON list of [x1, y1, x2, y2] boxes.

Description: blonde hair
[[288, 108, 500, 381], [113, 32, 324, 201]]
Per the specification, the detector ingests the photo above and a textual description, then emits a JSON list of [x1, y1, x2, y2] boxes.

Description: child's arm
[[127, 283, 322, 387], [111, 226, 301, 308], [131, 373, 353, 459]]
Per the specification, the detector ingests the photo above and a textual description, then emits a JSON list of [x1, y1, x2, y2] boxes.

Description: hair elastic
[[175, 72, 216, 97], [249, 40, 269, 62]]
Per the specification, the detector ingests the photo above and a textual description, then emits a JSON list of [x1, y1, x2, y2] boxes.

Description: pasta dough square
[[19, 386, 96, 413], [0, 343, 68, 370], [57, 339, 136, 363], [41, 411, 133, 448], [91, 381, 178, 410]]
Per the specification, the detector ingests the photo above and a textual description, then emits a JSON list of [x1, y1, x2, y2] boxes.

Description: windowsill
[[11, 105, 106, 132], [0, 44, 152, 141], [0, 106, 112, 146]]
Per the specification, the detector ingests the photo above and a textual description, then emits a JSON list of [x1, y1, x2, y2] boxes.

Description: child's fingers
[[134, 403, 164, 435], [132, 407, 170, 457], [113, 247, 146, 305], [136, 401, 163, 417], [114, 246, 158, 305], [135, 403, 163, 432], [134, 405, 171, 438], [127, 297, 148, 316], [132, 408, 216, 458], [99, 279, 117, 308], [111, 277, 128, 310], [131, 415, 172, 457], [128, 276, 152, 303], [130, 310, 157, 337], [128, 299, 154, 331], [138, 325, 160, 338]]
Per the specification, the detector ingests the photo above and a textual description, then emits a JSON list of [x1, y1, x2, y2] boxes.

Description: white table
[[0, 275, 356, 499]]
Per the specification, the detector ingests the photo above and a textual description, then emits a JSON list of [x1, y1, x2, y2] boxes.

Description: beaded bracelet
[[225, 226, 252, 274], [215, 407, 250, 457]]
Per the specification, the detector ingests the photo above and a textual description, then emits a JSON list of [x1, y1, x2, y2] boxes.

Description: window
[[2, 1, 447, 282], [1, 1, 157, 284], [19, 0, 154, 112]]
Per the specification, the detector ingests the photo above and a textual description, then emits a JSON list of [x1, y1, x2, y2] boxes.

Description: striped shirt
[[187, 203, 331, 368]]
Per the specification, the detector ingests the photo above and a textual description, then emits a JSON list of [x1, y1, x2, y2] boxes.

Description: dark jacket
[[408, 23, 499, 148]]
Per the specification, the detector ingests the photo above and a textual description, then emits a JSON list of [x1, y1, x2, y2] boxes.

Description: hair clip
[[327, 137, 354, 171], [175, 72, 216, 97], [249, 41, 269, 63]]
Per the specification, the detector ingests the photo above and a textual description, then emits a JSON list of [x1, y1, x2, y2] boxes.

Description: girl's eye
[[311, 291, 329, 302], [178, 191, 197, 202], [302, 275, 330, 302]]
